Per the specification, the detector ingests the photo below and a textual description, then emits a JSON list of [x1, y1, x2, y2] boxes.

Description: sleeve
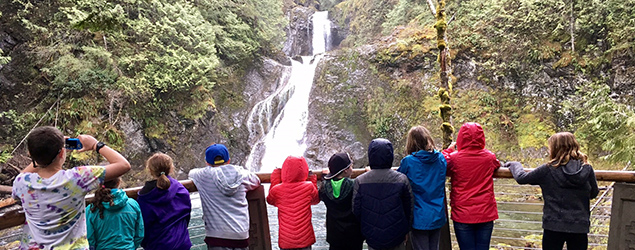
[[506, 162, 547, 185], [491, 153, 501, 171], [318, 180, 326, 203], [309, 175, 320, 205], [266, 186, 279, 206], [131, 200, 145, 249], [243, 171, 261, 191], [74, 166, 106, 193], [188, 168, 200, 181], [444, 152, 454, 176], [11, 174, 24, 200], [86, 205, 96, 249], [588, 165, 600, 199], [270, 168, 282, 188], [401, 176, 413, 226], [352, 179, 361, 219], [397, 158, 408, 175]]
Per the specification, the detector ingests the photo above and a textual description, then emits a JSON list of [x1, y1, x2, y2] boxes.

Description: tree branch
[[426, 0, 437, 16]]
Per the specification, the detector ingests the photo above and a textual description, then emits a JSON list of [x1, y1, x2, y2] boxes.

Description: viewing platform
[[1, 167, 635, 250]]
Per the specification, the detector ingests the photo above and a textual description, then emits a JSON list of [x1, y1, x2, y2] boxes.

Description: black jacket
[[507, 160, 599, 233], [319, 178, 364, 249], [353, 138, 412, 249]]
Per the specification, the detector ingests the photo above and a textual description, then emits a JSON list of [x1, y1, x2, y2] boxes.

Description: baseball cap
[[205, 144, 230, 165]]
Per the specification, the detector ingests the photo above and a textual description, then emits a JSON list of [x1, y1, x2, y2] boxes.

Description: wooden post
[[607, 183, 635, 250]]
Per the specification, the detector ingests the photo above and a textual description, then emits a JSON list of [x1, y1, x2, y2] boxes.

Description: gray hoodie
[[506, 160, 599, 233], [188, 164, 261, 239]]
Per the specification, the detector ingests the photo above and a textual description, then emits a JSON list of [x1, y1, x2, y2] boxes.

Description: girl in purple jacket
[[137, 153, 192, 250]]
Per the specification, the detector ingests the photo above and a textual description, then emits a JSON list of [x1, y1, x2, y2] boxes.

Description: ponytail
[[89, 178, 120, 219], [146, 153, 174, 190]]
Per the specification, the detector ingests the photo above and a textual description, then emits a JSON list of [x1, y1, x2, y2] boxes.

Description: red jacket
[[444, 122, 500, 224], [266, 156, 319, 249]]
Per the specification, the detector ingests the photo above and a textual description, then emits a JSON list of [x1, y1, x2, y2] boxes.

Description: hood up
[[104, 189, 129, 211], [281, 156, 309, 183], [412, 149, 441, 164], [551, 159, 592, 188], [456, 122, 486, 151], [368, 138, 394, 169], [212, 165, 245, 196], [323, 178, 354, 202]]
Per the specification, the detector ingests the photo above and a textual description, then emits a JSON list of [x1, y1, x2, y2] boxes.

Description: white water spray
[[245, 11, 332, 172]]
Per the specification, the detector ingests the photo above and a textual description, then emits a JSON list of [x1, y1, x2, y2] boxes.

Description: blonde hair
[[146, 153, 174, 190], [406, 126, 436, 154], [547, 132, 588, 167]]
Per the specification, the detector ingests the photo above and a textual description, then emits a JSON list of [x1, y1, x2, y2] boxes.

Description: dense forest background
[[1, 0, 634, 186]]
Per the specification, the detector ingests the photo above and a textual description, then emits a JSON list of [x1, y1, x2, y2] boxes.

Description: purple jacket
[[137, 176, 192, 250]]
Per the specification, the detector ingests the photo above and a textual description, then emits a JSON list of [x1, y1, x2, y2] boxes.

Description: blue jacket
[[86, 189, 144, 250], [398, 149, 447, 230], [353, 139, 412, 249]]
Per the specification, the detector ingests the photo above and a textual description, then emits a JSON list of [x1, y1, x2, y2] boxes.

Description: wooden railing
[[2, 167, 635, 231]]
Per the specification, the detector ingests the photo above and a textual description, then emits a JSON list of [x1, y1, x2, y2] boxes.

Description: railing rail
[[2, 167, 635, 231]]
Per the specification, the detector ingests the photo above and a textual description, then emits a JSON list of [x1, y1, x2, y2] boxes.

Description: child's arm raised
[[77, 135, 131, 181], [505, 161, 548, 185]]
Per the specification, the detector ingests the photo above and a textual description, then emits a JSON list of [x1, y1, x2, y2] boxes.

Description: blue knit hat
[[205, 144, 230, 165]]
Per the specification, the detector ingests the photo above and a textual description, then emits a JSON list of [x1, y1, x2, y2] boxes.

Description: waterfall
[[246, 11, 332, 172]]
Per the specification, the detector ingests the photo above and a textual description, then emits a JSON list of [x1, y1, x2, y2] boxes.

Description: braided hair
[[90, 178, 121, 219]]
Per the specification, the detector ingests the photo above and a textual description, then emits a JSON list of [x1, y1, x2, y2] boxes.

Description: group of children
[[11, 123, 599, 250]]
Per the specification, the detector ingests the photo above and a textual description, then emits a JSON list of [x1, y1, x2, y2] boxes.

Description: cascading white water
[[245, 11, 331, 172]]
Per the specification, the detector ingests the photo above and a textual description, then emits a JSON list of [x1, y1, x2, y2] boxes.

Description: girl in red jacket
[[266, 156, 320, 250], [444, 122, 500, 250]]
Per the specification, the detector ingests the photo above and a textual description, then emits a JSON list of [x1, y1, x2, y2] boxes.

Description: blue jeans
[[453, 221, 494, 250]]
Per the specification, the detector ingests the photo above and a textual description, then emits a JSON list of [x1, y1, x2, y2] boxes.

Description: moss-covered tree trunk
[[433, 1, 453, 250], [434, 0, 454, 149]]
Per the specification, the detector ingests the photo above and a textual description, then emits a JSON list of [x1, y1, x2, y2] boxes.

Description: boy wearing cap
[[353, 138, 413, 250], [319, 152, 365, 250], [188, 144, 261, 250]]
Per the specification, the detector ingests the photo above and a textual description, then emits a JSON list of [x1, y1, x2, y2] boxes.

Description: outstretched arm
[[588, 166, 599, 199], [505, 161, 547, 185]]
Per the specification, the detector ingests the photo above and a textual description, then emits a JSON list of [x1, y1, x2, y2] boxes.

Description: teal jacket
[[86, 189, 144, 250]]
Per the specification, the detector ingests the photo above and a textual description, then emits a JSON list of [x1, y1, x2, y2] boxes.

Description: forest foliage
[[328, 0, 635, 164], [1, 0, 286, 152]]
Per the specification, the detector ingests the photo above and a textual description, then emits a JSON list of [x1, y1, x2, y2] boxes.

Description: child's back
[[188, 144, 260, 249], [319, 152, 364, 250], [266, 156, 319, 250], [86, 180, 144, 250], [137, 153, 192, 250], [353, 138, 412, 250], [445, 123, 499, 224]]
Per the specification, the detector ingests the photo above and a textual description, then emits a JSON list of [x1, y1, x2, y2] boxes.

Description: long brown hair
[[90, 178, 121, 219], [547, 132, 588, 167], [406, 126, 436, 154], [146, 153, 174, 190]]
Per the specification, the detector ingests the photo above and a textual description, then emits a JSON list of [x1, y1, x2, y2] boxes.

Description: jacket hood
[[323, 178, 354, 202], [368, 138, 394, 169], [412, 149, 441, 164], [551, 159, 591, 188], [281, 156, 309, 183], [139, 176, 180, 204], [456, 122, 486, 150], [212, 164, 245, 196], [104, 189, 129, 211]]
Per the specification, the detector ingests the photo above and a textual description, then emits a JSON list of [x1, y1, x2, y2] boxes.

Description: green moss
[[515, 113, 555, 149]]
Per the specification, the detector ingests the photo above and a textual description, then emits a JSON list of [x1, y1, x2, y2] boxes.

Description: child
[[319, 152, 365, 250], [397, 126, 447, 250], [506, 132, 599, 250], [444, 122, 499, 250], [137, 153, 192, 250], [12, 126, 131, 250], [266, 155, 319, 250], [353, 138, 412, 250], [86, 177, 144, 250], [188, 144, 261, 250]]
